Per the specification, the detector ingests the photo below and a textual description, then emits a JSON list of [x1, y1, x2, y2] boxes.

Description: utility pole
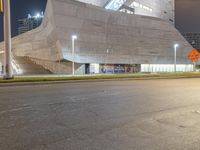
[[3, 0, 13, 79], [174, 44, 179, 73], [72, 35, 77, 76]]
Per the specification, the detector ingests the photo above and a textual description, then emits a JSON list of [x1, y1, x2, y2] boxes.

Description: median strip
[[0, 72, 200, 84]]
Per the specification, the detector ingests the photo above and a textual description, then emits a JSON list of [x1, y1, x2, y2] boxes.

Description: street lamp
[[191, 41, 196, 72], [72, 35, 77, 75], [174, 44, 179, 73]]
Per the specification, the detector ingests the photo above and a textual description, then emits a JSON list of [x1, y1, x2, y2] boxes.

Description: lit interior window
[[105, 0, 127, 11], [130, 1, 153, 12], [132, 2, 139, 7]]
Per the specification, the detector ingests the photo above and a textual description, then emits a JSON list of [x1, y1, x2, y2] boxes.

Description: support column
[[3, 0, 13, 79]]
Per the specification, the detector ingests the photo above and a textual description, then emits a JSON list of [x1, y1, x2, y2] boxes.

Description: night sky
[[0, 0, 200, 42], [175, 0, 200, 33], [0, 0, 47, 42]]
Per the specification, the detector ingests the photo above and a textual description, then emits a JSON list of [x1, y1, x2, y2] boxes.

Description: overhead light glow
[[174, 44, 179, 48], [72, 35, 78, 40]]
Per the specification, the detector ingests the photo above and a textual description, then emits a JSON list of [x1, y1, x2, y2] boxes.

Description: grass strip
[[0, 72, 200, 83]]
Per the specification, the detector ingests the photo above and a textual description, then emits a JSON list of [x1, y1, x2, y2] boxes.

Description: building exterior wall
[[77, 0, 175, 24], [51, 0, 191, 64], [125, 0, 175, 24], [76, 0, 108, 7]]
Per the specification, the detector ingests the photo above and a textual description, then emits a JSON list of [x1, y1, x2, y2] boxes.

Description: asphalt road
[[1, 78, 200, 150]]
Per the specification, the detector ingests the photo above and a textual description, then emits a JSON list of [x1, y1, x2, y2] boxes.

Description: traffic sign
[[0, 0, 3, 14]]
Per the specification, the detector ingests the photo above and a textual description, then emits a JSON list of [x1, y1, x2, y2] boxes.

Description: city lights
[[28, 12, 44, 19]]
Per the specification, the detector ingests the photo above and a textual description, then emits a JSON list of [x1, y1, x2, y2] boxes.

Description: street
[[1, 78, 200, 150]]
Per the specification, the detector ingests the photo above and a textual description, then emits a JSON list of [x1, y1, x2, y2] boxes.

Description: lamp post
[[3, 0, 13, 79], [191, 41, 196, 72], [174, 44, 179, 73], [72, 35, 77, 75]]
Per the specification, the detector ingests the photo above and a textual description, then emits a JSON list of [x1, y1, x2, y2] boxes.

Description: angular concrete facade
[[126, 0, 175, 24], [0, 0, 193, 74], [81, 0, 175, 24], [77, 0, 108, 7]]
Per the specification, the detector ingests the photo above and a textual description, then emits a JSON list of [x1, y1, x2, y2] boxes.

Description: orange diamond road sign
[[0, 0, 3, 13], [188, 49, 200, 63]]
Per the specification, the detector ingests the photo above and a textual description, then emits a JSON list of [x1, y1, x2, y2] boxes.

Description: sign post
[[0, 0, 3, 13], [3, 0, 13, 79], [188, 49, 200, 72]]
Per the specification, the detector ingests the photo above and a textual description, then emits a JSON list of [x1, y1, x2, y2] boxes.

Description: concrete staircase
[[12, 56, 52, 75]]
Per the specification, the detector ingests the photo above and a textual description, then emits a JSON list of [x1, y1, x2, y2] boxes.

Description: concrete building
[[0, 0, 194, 75], [182, 33, 200, 51], [78, 0, 175, 24]]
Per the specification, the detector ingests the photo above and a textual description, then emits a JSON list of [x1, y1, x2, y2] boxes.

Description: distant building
[[18, 12, 44, 35], [182, 33, 200, 51]]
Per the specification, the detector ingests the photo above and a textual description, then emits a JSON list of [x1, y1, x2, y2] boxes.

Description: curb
[[0, 76, 200, 87]]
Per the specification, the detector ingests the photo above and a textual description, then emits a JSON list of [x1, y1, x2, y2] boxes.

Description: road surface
[[1, 78, 200, 150]]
